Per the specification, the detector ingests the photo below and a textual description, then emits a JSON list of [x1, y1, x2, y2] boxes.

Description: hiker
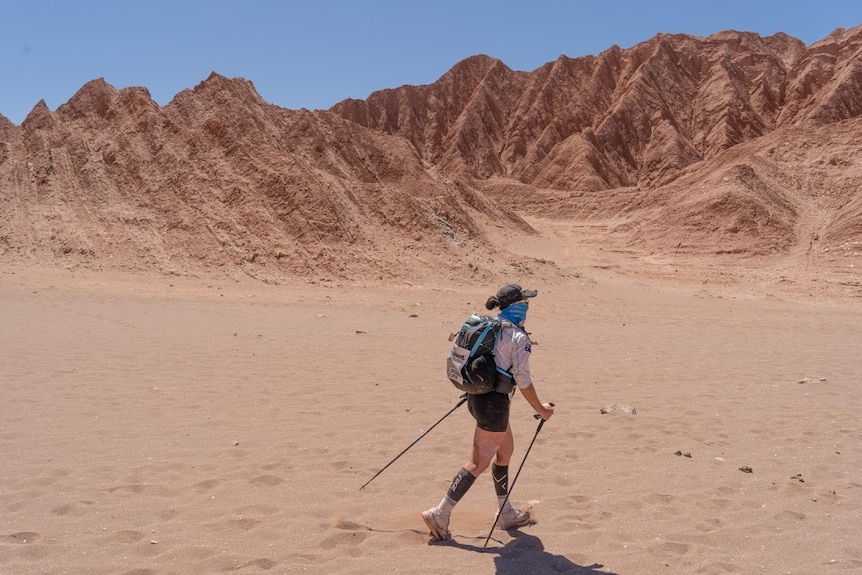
[[422, 283, 555, 541]]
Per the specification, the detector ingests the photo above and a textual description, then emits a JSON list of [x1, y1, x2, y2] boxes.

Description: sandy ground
[[1, 248, 861, 575]]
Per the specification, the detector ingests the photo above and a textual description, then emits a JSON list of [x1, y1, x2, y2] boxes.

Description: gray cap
[[493, 283, 538, 309]]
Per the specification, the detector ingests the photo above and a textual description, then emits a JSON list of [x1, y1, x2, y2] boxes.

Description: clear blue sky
[[2, 0, 861, 125]]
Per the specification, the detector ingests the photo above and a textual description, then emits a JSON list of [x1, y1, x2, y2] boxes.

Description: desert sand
[[2, 231, 860, 575]]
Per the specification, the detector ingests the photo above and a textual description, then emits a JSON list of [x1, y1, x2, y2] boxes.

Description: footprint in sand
[[235, 504, 280, 516], [237, 558, 277, 570], [101, 530, 145, 544], [774, 510, 807, 522], [106, 484, 146, 494], [226, 518, 263, 530], [654, 541, 690, 555], [694, 518, 724, 533], [645, 493, 675, 504], [193, 478, 221, 492], [319, 530, 371, 550], [249, 474, 284, 486], [105, 484, 177, 497], [30, 467, 73, 487], [1, 532, 41, 544], [334, 520, 372, 531], [51, 500, 95, 516]]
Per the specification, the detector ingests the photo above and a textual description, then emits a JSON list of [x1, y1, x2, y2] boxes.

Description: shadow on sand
[[441, 529, 619, 575]]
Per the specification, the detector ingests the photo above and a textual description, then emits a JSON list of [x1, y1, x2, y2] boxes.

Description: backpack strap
[[468, 320, 497, 358], [491, 319, 514, 388]]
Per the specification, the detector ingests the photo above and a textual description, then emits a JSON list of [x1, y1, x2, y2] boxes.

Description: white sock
[[438, 496, 455, 516]]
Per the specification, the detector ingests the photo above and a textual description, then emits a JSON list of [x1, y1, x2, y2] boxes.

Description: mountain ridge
[[1, 26, 860, 290]]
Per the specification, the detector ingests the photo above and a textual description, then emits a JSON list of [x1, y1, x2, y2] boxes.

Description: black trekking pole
[[482, 404, 554, 549], [359, 394, 468, 491]]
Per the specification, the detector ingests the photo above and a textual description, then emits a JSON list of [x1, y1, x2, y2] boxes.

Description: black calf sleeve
[[491, 464, 509, 497], [447, 467, 476, 503]]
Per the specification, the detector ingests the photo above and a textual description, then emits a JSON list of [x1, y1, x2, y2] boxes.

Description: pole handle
[[532, 402, 555, 427]]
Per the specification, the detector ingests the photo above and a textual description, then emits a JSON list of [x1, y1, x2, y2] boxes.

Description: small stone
[[600, 403, 636, 415]]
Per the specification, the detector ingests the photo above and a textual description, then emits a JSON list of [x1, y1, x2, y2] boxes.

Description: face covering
[[499, 302, 528, 325]]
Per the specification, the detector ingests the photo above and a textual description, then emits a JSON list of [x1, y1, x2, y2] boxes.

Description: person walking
[[422, 283, 555, 541]]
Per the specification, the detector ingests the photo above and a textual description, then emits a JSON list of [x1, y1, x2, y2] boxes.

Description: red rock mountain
[[1, 26, 860, 285]]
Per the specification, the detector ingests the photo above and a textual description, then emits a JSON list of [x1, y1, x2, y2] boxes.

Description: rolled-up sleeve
[[496, 326, 533, 389]]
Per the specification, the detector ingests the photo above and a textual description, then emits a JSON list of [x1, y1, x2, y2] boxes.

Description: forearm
[[519, 384, 555, 420], [518, 383, 544, 413]]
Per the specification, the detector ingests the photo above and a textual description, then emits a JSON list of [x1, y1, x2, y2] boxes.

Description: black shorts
[[467, 391, 511, 432]]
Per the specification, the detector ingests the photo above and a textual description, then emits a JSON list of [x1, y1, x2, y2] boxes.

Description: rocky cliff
[[2, 26, 860, 284]]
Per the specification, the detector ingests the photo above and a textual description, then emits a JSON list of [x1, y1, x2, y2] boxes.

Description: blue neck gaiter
[[499, 302, 528, 325]]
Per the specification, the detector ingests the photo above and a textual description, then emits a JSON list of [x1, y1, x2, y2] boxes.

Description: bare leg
[[422, 413, 518, 539], [464, 425, 506, 476], [494, 424, 514, 467]]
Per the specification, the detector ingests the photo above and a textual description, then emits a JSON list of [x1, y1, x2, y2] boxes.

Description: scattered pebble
[[797, 377, 827, 384], [600, 403, 636, 415]]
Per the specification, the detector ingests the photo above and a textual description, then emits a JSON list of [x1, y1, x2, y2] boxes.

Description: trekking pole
[[359, 394, 468, 491], [482, 404, 554, 549]]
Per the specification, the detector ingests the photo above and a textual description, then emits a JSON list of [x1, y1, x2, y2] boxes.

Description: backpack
[[446, 313, 514, 395]]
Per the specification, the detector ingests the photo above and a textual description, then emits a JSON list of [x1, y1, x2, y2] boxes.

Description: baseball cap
[[494, 283, 538, 309]]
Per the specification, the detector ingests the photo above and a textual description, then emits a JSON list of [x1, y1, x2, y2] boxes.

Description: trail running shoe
[[496, 505, 534, 530], [421, 506, 451, 541]]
